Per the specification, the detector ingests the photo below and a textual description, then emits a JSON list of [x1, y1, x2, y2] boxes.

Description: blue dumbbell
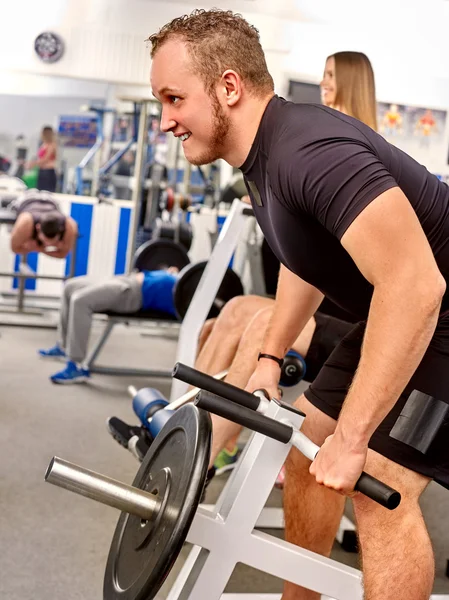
[[129, 369, 229, 439], [132, 386, 169, 425], [279, 350, 307, 387], [146, 408, 175, 439], [129, 385, 190, 439]]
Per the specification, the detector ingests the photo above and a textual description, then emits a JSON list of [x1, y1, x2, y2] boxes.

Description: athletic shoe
[[38, 344, 66, 360], [128, 434, 153, 461], [107, 417, 147, 449], [50, 360, 90, 384], [214, 446, 240, 476]]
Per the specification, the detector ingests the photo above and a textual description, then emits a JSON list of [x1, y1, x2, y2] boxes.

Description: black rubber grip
[[196, 390, 401, 510], [354, 472, 401, 510], [173, 363, 261, 411], [195, 390, 293, 443]]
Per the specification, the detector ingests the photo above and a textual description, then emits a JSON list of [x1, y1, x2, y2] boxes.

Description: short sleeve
[[276, 136, 398, 240]]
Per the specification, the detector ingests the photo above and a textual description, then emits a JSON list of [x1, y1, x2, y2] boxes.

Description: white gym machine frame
[[84, 198, 251, 389], [170, 198, 251, 401], [166, 397, 449, 600]]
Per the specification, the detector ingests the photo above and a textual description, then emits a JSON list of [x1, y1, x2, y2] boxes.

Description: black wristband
[[257, 352, 284, 368]]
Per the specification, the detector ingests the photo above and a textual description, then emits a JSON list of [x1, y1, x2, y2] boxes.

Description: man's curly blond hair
[[148, 9, 274, 96]]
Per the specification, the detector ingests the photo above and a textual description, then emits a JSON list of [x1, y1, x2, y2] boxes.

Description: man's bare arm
[[10, 214, 34, 254], [261, 264, 324, 358], [337, 186, 445, 446]]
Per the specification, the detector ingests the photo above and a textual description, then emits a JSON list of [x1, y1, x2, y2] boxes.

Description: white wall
[[2, 0, 449, 161], [2, 0, 449, 109], [1, 0, 448, 108]]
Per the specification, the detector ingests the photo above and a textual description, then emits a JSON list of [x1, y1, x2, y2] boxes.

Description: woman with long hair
[[321, 50, 378, 130], [28, 125, 58, 192]]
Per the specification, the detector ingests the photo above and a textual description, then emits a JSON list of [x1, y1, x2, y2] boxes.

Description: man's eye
[[169, 96, 180, 104]]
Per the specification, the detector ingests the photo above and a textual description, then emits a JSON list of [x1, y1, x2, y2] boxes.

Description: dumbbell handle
[[195, 391, 401, 510], [45, 457, 159, 520], [173, 363, 261, 411]]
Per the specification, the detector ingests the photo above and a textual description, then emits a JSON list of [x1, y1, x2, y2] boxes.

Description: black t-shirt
[[241, 96, 449, 345]]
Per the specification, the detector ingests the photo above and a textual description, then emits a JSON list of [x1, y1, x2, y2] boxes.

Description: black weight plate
[[173, 261, 244, 321], [132, 239, 190, 272], [104, 404, 211, 600], [154, 221, 193, 253]]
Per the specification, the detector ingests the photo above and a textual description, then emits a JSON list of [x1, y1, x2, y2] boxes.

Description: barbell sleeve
[[195, 391, 401, 510], [173, 363, 261, 411], [45, 457, 159, 520]]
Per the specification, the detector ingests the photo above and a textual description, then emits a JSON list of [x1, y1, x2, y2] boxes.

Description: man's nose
[[160, 108, 177, 133]]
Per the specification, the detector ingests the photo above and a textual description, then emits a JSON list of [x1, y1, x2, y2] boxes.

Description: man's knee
[[216, 295, 273, 330], [353, 450, 430, 520], [70, 287, 93, 312], [244, 306, 273, 335], [292, 395, 337, 446], [63, 276, 89, 299], [63, 278, 79, 297], [214, 296, 253, 330], [197, 318, 216, 349]]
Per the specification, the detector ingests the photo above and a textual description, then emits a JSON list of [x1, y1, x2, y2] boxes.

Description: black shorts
[[304, 321, 449, 488], [304, 312, 353, 382], [37, 168, 57, 193]]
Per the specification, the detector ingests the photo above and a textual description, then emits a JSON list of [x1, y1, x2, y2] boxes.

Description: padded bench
[[103, 309, 178, 322], [85, 308, 180, 378]]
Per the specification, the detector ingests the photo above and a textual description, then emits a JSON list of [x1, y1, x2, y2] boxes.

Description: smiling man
[[150, 9, 449, 600]]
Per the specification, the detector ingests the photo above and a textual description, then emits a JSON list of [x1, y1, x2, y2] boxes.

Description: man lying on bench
[[38, 266, 179, 383], [10, 190, 78, 258]]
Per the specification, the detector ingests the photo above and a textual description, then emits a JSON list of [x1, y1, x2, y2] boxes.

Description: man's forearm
[[262, 303, 315, 357], [261, 266, 323, 357], [337, 282, 443, 445], [12, 243, 37, 255], [43, 248, 69, 258]]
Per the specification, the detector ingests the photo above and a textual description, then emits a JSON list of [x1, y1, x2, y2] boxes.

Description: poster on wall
[[377, 102, 447, 170], [58, 115, 97, 148]]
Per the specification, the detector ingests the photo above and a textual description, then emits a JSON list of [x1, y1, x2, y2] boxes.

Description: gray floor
[[1, 321, 449, 599]]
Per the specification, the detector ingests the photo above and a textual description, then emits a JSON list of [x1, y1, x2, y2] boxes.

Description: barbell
[[46, 404, 211, 600], [44, 364, 401, 599], [153, 218, 193, 252], [132, 238, 190, 272]]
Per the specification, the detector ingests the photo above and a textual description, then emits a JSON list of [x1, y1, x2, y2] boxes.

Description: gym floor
[[2, 320, 449, 599]]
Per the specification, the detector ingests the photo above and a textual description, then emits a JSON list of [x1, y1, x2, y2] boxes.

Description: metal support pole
[[17, 253, 27, 311], [126, 101, 149, 273]]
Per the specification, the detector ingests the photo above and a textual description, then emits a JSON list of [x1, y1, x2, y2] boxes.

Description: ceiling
[[156, 0, 311, 21], [150, 0, 449, 28]]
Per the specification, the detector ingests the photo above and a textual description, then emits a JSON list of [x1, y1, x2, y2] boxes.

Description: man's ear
[[219, 70, 242, 107]]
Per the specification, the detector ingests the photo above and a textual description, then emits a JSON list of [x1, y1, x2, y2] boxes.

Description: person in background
[[10, 190, 78, 258], [27, 126, 58, 192], [320, 50, 377, 130], [38, 266, 179, 384]]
